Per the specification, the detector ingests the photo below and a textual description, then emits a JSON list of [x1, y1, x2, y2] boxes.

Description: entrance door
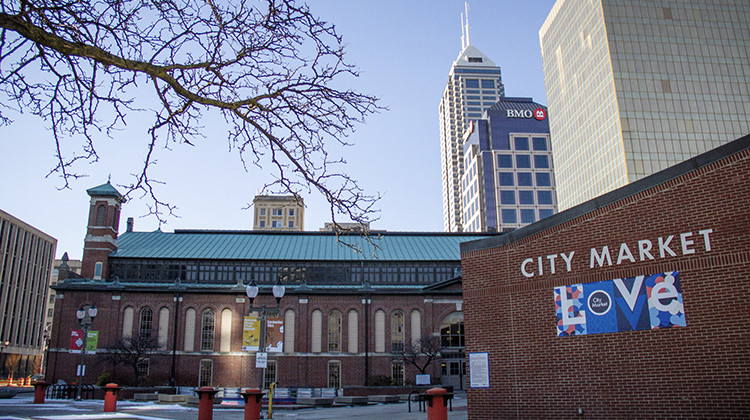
[[440, 358, 465, 390]]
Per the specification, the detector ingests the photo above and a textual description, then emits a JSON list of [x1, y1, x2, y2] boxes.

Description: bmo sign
[[506, 108, 547, 121]]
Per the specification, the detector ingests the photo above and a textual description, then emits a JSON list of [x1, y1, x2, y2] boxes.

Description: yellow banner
[[242, 316, 260, 351]]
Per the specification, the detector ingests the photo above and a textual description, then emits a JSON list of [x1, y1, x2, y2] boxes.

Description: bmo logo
[[506, 107, 547, 120]]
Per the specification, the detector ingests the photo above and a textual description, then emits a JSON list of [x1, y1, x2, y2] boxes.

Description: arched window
[[391, 310, 404, 352], [328, 310, 342, 352], [347, 309, 358, 353], [200, 309, 215, 351], [220, 308, 232, 352], [311, 309, 322, 353], [284, 309, 295, 353], [410, 309, 422, 345], [157, 307, 170, 350], [95, 205, 106, 226], [440, 312, 464, 348], [122, 306, 134, 338], [375, 309, 385, 353], [184, 308, 196, 351], [139, 308, 153, 343]]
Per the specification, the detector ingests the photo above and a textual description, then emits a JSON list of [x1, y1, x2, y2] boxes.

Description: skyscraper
[[540, 0, 750, 210], [439, 5, 505, 232], [461, 98, 557, 233]]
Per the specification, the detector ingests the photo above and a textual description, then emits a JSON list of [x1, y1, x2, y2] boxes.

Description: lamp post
[[39, 328, 50, 377], [75, 304, 97, 401], [246, 276, 285, 390]]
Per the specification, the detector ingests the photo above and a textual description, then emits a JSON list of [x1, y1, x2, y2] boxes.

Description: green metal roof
[[86, 182, 124, 200], [111, 230, 493, 261]]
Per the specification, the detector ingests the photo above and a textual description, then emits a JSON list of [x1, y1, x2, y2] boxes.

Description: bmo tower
[[461, 97, 557, 232]]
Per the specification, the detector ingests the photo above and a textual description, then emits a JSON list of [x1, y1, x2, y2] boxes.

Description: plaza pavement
[[0, 389, 467, 420]]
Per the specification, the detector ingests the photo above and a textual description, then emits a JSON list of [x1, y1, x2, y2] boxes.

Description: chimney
[[126, 217, 134, 232]]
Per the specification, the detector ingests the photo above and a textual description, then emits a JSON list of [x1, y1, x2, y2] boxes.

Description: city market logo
[[587, 290, 611, 315]]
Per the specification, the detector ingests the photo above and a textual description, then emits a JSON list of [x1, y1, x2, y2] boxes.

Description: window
[[328, 310, 342, 352], [502, 209, 517, 224], [258, 220, 266, 228], [200, 309, 215, 351], [158, 307, 170, 350], [500, 191, 515, 205], [537, 191, 553, 205], [284, 309, 295, 353], [516, 155, 531, 168], [521, 209, 536, 224], [220, 309, 232, 352], [139, 308, 153, 343], [347, 310, 358, 353], [480, 79, 494, 88], [519, 191, 535, 205], [534, 155, 550, 169], [391, 311, 404, 352], [137, 358, 150, 377], [47, 308, 53, 318], [95, 205, 106, 225], [375, 310, 385, 353], [440, 312, 464, 348], [532, 137, 548, 151], [94, 262, 103, 279], [184, 308, 196, 351], [264, 360, 277, 389], [517, 173, 533, 186], [465, 79, 479, 88], [288, 208, 295, 216], [498, 172, 514, 186], [288, 221, 295, 228], [122, 306, 134, 338], [468, 57, 483, 63], [311, 309, 322, 353], [271, 221, 282, 228], [199, 360, 213, 387], [328, 361, 341, 388], [391, 362, 405, 386], [410, 310, 422, 346], [259, 208, 266, 216], [536, 173, 551, 186], [539, 209, 555, 219], [514, 137, 529, 150]]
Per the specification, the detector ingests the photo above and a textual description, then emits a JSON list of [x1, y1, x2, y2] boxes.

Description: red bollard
[[426, 387, 448, 420], [195, 386, 219, 420], [240, 388, 264, 420], [33, 381, 50, 404], [103, 383, 121, 412]]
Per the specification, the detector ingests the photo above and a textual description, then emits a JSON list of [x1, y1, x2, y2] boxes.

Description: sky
[[0, 0, 557, 260]]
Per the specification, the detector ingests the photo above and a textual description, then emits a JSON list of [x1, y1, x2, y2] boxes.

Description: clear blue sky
[[0, 1, 556, 260]]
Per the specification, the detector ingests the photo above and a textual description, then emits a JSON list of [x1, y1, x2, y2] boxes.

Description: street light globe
[[76, 306, 85, 320], [246, 278, 259, 299], [88, 304, 98, 319], [272, 280, 285, 299]]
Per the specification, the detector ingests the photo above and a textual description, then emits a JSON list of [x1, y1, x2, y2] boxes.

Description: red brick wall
[[461, 148, 750, 418]]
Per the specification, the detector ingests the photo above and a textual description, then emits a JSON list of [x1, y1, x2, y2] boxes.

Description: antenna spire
[[461, 12, 465, 50], [464, 2, 471, 47]]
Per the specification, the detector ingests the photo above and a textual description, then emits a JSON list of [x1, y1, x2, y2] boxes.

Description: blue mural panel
[[554, 271, 686, 337]]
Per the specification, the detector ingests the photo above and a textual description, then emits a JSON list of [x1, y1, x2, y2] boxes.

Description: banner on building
[[242, 316, 261, 351], [554, 271, 686, 337], [69, 330, 99, 353], [242, 316, 284, 352]]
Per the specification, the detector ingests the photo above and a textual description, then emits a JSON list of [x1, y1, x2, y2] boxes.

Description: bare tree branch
[[0, 0, 382, 226]]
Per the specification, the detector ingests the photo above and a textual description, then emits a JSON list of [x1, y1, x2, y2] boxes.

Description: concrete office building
[[540, 0, 750, 210], [461, 97, 557, 233], [0, 209, 56, 380], [253, 195, 304, 231], [439, 7, 505, 232]]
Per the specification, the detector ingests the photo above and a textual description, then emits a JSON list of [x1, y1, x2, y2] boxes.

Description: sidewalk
[[0, 390, 467, 420]]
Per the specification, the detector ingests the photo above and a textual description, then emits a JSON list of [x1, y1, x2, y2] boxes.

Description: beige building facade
[[540, 0, 750, 210], [253, 195, 305, 231]]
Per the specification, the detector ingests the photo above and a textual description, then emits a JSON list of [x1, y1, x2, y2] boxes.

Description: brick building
[[47, 187, 491, 390], [460, 134, 750, 418]]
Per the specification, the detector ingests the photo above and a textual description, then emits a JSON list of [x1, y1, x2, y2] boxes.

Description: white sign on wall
[[469, 352, 490, 388], [255, 352, 268, 368]]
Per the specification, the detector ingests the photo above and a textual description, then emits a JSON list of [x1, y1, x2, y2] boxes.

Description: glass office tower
[[439, 44, 505, 232], [540, 0, 750, 210], [461, 98, 557, 233]]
